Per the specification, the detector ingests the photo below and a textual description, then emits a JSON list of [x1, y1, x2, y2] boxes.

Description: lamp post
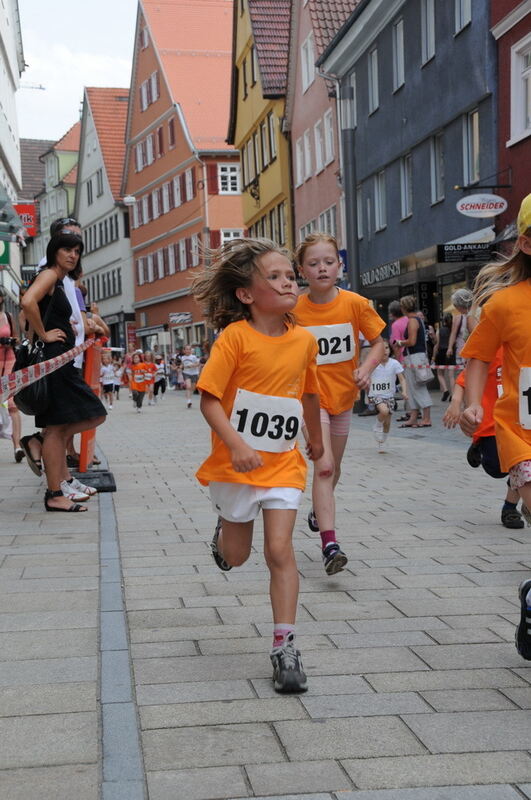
[[339, 81, 359, 293]]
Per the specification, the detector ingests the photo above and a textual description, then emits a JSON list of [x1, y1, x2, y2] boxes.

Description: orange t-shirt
[[461, 281, 531, 472], [456, 348, 503, 441], [196, 320, 320, 490], [129, 362, 147, 392], [143, 362, 156, 385], [294, 288, 385, 414]]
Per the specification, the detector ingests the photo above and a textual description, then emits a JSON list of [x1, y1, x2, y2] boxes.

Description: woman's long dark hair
[[45, 233, 84, 280]]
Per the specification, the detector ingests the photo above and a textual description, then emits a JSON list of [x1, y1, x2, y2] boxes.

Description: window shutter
[[207, 163, 218, 194], [180, 174, 186, 201], [210, 229, 221, 249], [168, 180, 174, 208], [185, 237, 192, 267], [174, 242, 180, 271], [147, 194, 153, 221], [191, 167, 196, 197]]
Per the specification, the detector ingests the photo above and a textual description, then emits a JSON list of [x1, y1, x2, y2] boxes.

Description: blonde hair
[[295, 232, 340, 266], [191, 237, 294, 329], [399, 294, 418, 313], [473, 233, 531, 306]]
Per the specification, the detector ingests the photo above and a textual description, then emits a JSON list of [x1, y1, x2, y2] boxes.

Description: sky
[[16, 0, 138, 141]]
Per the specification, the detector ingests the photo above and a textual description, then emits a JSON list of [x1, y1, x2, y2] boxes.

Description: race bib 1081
[[230, 388, 302, 453], [370, 379, 392, 397], [305, 323, 355, 365], [519, 367, 531, 429]]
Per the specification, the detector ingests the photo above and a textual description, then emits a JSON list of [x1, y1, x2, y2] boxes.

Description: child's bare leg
[[377, 402, 391, 433], [217, 519, 253, 567], [437, 367, 447, 393], [263, 508, 298, 623], [311, 421, 335, 532]]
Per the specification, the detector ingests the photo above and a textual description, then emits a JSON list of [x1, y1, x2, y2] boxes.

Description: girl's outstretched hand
[[460, 403, 483, 437], [230, 442, 263, 473], [443, 400, 461, 429]]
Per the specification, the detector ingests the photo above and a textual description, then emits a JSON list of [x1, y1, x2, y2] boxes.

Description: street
[[1, 389, 531, 799]]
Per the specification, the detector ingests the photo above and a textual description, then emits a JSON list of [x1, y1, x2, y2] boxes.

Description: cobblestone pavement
[[1, 389, 531, 799]]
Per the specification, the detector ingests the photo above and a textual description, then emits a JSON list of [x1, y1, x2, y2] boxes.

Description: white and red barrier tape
[[0, 339, 94, 403]]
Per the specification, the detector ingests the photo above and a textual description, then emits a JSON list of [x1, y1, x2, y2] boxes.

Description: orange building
[[122, 0, 243, 352]]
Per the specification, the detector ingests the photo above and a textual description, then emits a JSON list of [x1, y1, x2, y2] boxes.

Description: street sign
[[169, 312, 193, 324], [456, 194, 507, 218]]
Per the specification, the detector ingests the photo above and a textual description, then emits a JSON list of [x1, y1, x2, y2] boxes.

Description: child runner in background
[[181, 344, 201, 408], [444, 349, 524, 529], [368, 340, 407, 452], [143, 351, 157, 406], [154, 354, 167, 402], [460, 193, 531, 659], [294, 233, 385, 575], [128, 352, 147, 413], [192, 238, 323, 693], [113, 358, 123, 401], [100, 352, 115, 410]]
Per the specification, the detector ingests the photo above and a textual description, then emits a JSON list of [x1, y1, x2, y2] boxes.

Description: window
[[147, 254, 154, 282], [463, 108, 480, 184], [319, 205, 337, 238], [140, 27, 149, 49], [168, 118, 175, 148], [86, 179, 93, 205], [509, 34, 531, 144], [268, 113, 277, 159], [323, 109, 334, 163], [242, 58, 248, 99], [152, 189, 160, 219], [368, 48, 379, 113], [139, 81, 148, 111], [221, 229, 244, 243], [157, 127, 164, 157], [400, 154, 413, 219], [168, 245, 176, 274], [150, 71, 160, 102], [303, 129, 312, 179], [260, 120, 270, 168], [179, 239, 187, 270], [314, 120, 324, 173], [219, 164, 240, 194], [251, 45, 258, 85], [269, 208, 278, 243], [295, 138, 304, 186], [455, 0, 471, 33], [253, 130, 261, 174], [374, 170, 386, 231], [430, 132, 445, 203], [246, 139, 255, 181], [156, 250, 164, 279], [96, 168, 104, 197], [356, 185, 363, 239], [146, 134, 154, 165], [185, 168, 195, 201], [301, 32, 315, 92], [173, 176, 182, 207], [278, 203, 286, 245], [162, 183, 170, 213], [421, 0, 435, 64], [300, 220, 316, 240], [393, 18, 405, 90]]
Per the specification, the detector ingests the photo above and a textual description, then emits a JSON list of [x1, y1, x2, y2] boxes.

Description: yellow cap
[[517, 193, 531, 235]]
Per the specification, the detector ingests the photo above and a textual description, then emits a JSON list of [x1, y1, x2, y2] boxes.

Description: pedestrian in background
[[432, 312, 455, 401], [447, 288, 476, 364], [396, 294, 432, 428], [0, 286, 23, 462], [143, 351, 157, 405], [181, 344, 200, 408], [128, 352, 147, 413], [153, 354, 167, 400], [369, 339, 407, 452]]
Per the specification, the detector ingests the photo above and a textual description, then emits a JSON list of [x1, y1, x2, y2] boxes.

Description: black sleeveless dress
[[35, 280, 106, 428]]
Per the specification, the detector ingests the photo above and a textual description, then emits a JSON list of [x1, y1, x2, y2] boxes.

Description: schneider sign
[[360, 260, 401, 288]]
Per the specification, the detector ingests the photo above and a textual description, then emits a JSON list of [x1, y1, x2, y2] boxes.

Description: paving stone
[[147, 766, 248, 800], [129, 623, 257, 643], [136, 679, 256, 705], [423, 628, 503, 645], [499, 687, 531, 708], [0, 610, 96, 632], [0, 656, 97, 686], [338, 786, 523, 799], [365, 668, 528, 693], [329, 631, 434, 648], [403, 710, 531, 753], [0, 711, 98, 768], [350, 617, 449, 633], [0, 628, 97, 660], [198, 634, 330, 656], [0, 682, 96, 716], [410, 643, 523, 670], [301, 691, 432, 718], [251, 673, 373, 698], [140, 697, 307, 729], [143, 722, 285, 770], [419, 689, 518, 712], [134, 652, 271, 684], [127, 607, 220, 629], [0, 764, 98, 800], [246, 759, 351, 796]]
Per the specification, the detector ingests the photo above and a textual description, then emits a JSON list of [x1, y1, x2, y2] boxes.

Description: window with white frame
[[323, 109, 334, 163], [463, 108, 480, 184], [356, 185, 363, 239], [246, 139, 255, 181], [421, 0, 435, 64], [152, 189, 160, 218], [157, 250, 164, 279], [319, 205, 337, 238], [314, 120, 324, 173], [295, 138, 304, 186], [219, 164, 241, 194], [268, 113, 277, 159], [150, 71, 159, 102], [147, 253, 154, 282], [185, 168, 194, 201], [146, 134, 154, 165], [303, 129, 312, 179], [173, 176, 182, 207], [191, 233, 200, 267], [509, 33, 531, 144], [400, 154, 413, 219], [179, 240, 187, 270], [162, 183, 170, 213], [299, 220, 316, 240], [221, 229, 244, 243], [455, 0, 471, 33], [135, 143, 143, 172], [368, 48, 379, 113], [260, 120, 270, 168], [168, 245, 176, 274], [140, 27, 149, 49], [301, 32, 315, 92], [374, 171, 386, 231], [253, 131, 261, 174], [430, 132, 445, 203], [393, 18, 405, 90], [278, 203, 286, 244]]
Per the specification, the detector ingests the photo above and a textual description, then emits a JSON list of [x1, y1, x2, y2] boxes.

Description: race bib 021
[[230, 388, 302, 453], [519, 367, 531, 429], [305, 323, 355, 365]]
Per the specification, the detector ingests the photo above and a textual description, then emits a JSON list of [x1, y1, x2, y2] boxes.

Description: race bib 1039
[[305, 323, 355, 365], [230, 388, 302, 453], [519, 367, 531, 429]]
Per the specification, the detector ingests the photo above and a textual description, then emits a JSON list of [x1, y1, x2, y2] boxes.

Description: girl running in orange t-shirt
[[460, 193, 531, 660], [143, 351, 157, 405], [192, 237, 323, 693], [294, 233, 385, 575], [128, 353, 147, 412]]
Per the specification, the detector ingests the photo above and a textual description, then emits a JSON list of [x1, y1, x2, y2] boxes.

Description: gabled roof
[[86, 87, 129, 199], [308, 0, 361, 57], [19, 139, 55, 201], [141, 0, 233, 151], [53, 121, 81, 152], [248, 0, 291, 96]]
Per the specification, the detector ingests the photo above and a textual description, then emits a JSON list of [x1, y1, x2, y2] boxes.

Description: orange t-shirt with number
[[456, 348, 503, 442], [196, 320, 319, 490], [461, 282, 531, 472], [129, 362, 147, 392], [143, 362, 156, 385], [295, 288, 385, 415]]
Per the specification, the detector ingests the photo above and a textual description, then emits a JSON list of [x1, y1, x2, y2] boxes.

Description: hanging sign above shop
[[437, 242, 492, 263], [456, 194, 508, 218], [169, 312, 193, 324]]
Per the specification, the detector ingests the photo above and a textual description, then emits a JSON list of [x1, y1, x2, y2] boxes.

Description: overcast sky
[[16, 0, 137, 141]]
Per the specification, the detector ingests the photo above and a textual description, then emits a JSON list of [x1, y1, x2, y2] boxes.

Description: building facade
[[122, 0, 243, 353], [319, 0, 498, 323], [75, 87, 135, 349], [227, 0, 292, 247]]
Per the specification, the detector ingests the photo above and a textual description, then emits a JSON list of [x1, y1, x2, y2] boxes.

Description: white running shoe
[[372, 420, 385, 443], [60, 480, 89, 502], [69, 476, 97, 497]]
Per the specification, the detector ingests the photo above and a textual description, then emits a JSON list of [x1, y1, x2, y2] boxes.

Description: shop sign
[[437, 243, 492, 263], [14, 204, 37, 237], [104, 314, 119, 325], [456, 194, 507, 218], [169, 311, 193, 324], [360, 259, 401, 288]]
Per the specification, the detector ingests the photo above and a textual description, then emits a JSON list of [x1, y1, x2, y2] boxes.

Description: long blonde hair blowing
[[191, 237, 293, 330], [473, 233, 531, 306], [295, 232, 340, 267]]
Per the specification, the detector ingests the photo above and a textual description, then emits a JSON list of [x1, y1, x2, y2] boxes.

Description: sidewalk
[[1, 390, 531, 799]]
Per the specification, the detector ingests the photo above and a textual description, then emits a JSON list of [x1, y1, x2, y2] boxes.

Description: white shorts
[[209, 482, 302, 523]]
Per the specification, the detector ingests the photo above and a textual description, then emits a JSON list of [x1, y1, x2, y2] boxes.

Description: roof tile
[[53, 121, 81, 152], [308, 0, 361, 56], [248, 0, 291, 95], [86, 87, 129, 199]]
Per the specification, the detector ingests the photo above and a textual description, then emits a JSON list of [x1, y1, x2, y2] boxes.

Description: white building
[[74, 87, 135, 348]]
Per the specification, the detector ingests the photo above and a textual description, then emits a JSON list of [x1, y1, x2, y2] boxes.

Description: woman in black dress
[[21, 233, 106, 511], [432, 312, 455, 401]]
